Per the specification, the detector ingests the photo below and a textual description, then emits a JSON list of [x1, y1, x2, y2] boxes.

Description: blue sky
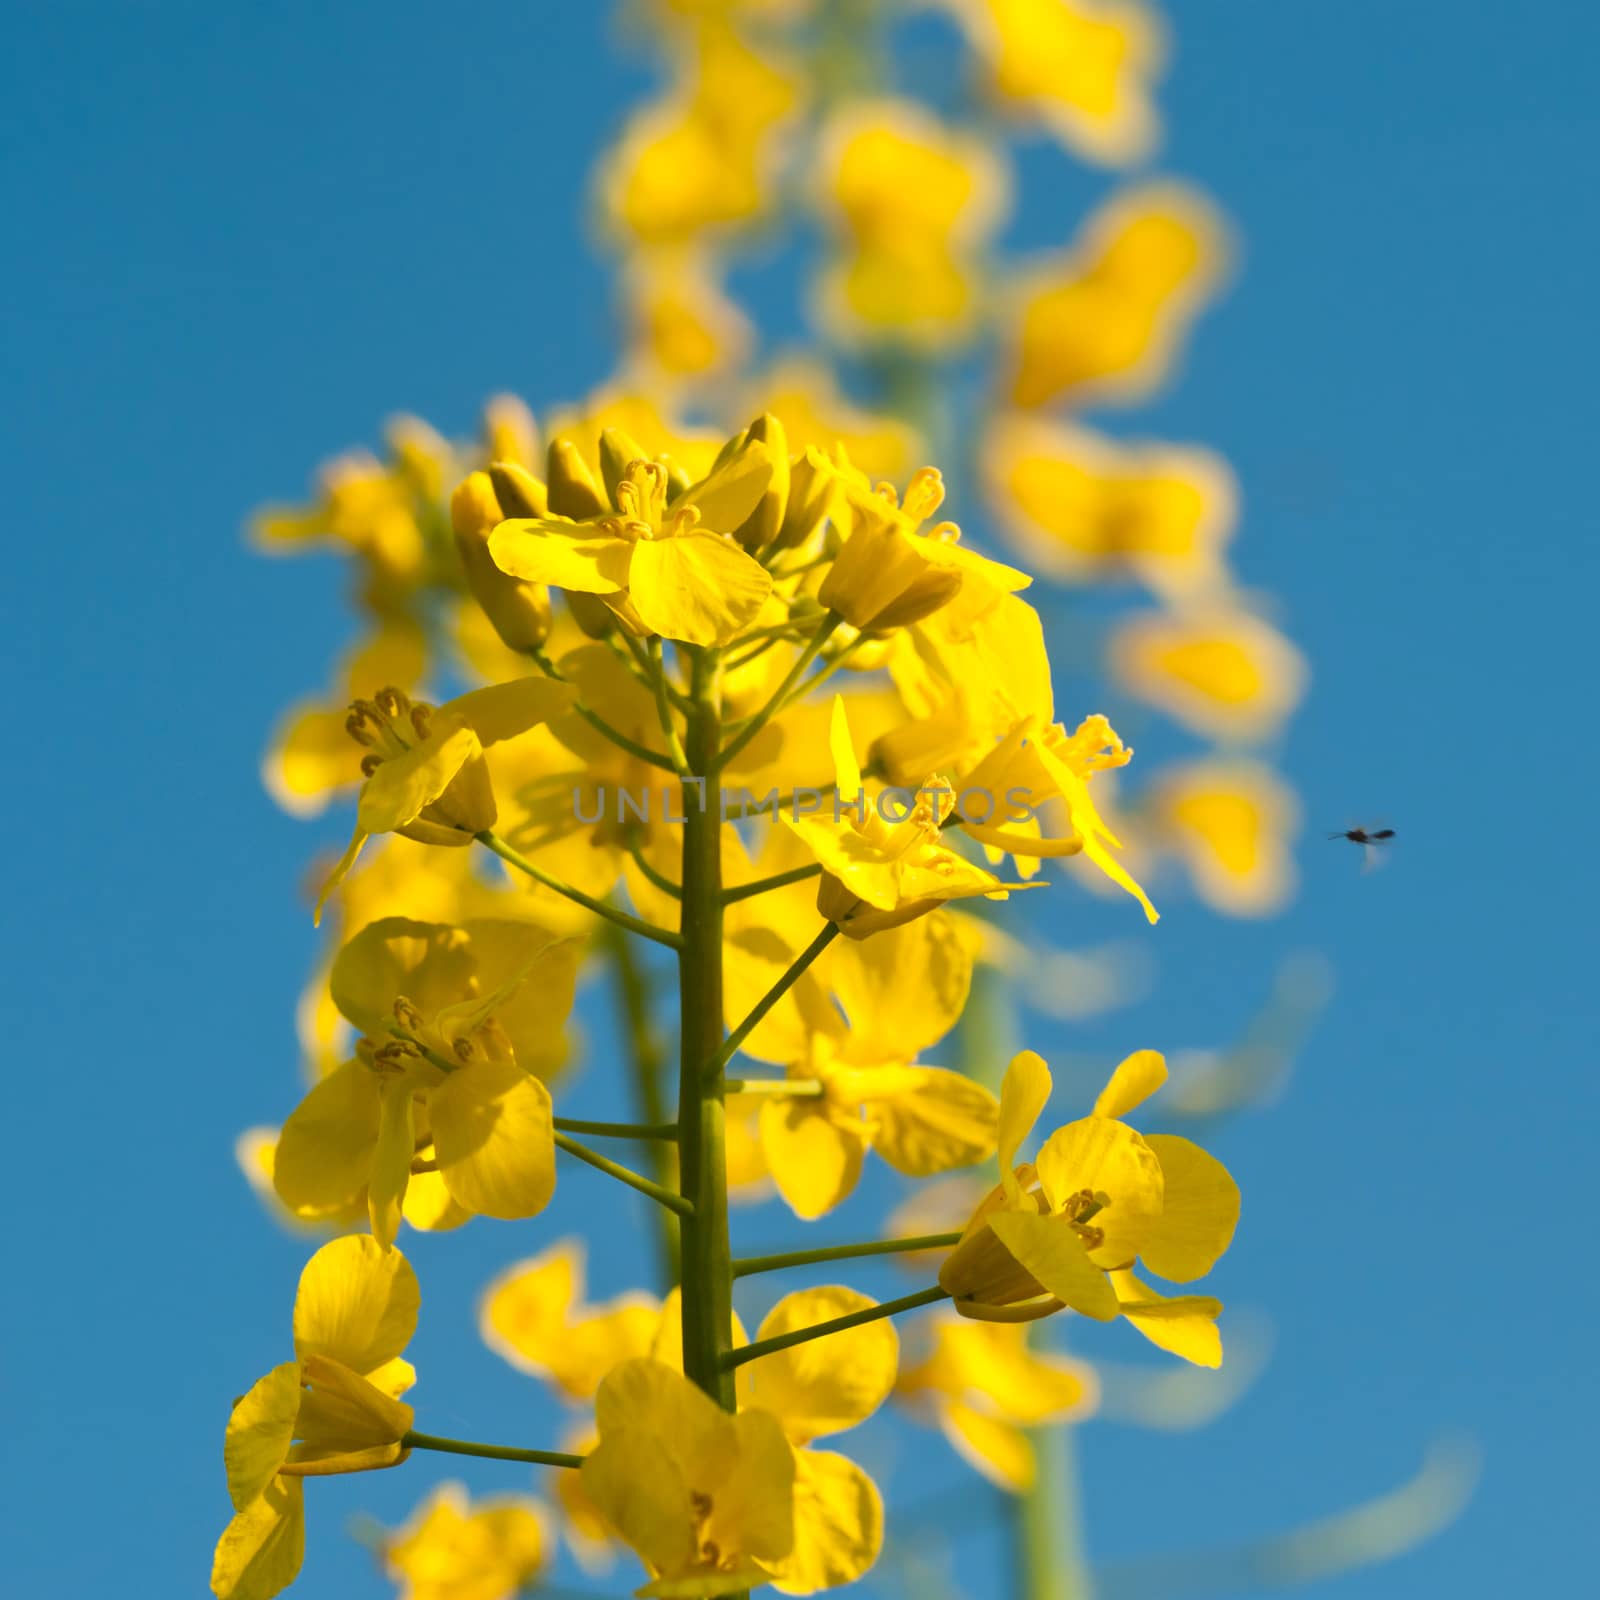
[[4, 2, 1596, 1596]]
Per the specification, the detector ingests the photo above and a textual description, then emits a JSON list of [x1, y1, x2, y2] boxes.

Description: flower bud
[[488, 461, 548, 519], [818, 502, 963, 630], [729, 414, 790, 552], [546, 438, 609, 520], [451, 472, 552, 652], [598, 426, 651, 507], [777, 446, 847, 551]]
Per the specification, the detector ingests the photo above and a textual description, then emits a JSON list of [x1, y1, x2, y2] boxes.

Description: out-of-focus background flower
[[3, 1, 1596, 1595]]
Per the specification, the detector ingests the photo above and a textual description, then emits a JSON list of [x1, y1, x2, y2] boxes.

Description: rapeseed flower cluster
[[214, 4, 1349, 1598]]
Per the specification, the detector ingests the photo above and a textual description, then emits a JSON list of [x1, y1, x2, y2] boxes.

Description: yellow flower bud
[[545, 437, 609, 519], [729, 413, 790, 551], [488, 460, 548, 519], [450, 472, 552, 653]]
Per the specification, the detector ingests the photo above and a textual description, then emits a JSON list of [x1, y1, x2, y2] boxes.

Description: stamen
[[902, 467, 946, 520]]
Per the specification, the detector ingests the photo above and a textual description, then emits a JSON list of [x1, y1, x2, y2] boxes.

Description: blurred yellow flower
[[623, 247, 753, 384], [1148, 759, 1300, 916], [580, 1358, 796, 1596], [1108, 605, 1307, 741], [948, 0, 1164, 164], [211, 1237, 420, 1600], [383, 1483, 549, 1600], [599, 21, 799, 245], [479, 1240, 662, 1403], [898, 1314, 1096, 1491], [1006, 183, 1228, 409], [984, 412, 1236, 597], [816, 98, 1009, 347], [938, 1050, 1237, 1365]]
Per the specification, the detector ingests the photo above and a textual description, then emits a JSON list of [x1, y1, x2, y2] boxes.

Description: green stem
[[717, 611, 841, 769], [402, 1431, 584, 1470], [648, 637, 691, 774], [476, 830, 682, 950], [553, 1131, 695, 1217], [711, 923, 840, 1077], [1019, 1425, 1094, 1600], [627, 840, 683, 900], [724, 1077, 826, 1098], [676, 647, 738, 1409], [572, 701, 677, 772], [732, 1233, 964, 1278], [605, 921, 681, 1287], [722, 1286, 950, 1370], [552, 1117, 678, 1140], [722, 863, 822, 905]]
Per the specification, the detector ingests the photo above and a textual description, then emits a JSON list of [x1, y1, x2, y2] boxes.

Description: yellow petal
[[359, 727, 483, 836], [1111, 1270, 1223, 1367], [939, 1400, 1036, 1493], [766, 1447, 882, 1596], [707, 1409, 797, 1565], [759, 1099, 868, 1219], [211, 1477, 305, 1600], [747, 1288, 898, 1444], [680, 437, 776, 533], [1139, 1134, 1240, 1282], [435, 676, 575, 746], [1033, 1115, 1164, 1266], [626, 529, 774, 646], [1093, 1048, 1168, 1118], [987, 1212, 1119, 1320], [996, 1050, 1051, 1201], [272, 1061, 380, 1215], [579, 1429, 696, 1579], [368, 1079, 418, 1248], [827, 696, 862, 798], [292, 1234, 420, 1373], [594, 1359, 738, 1490], [328, 916, 477, 1037], [478, 1241, 581, 1374], [487, 517, 633, 593], [829, 911, 974, 1060], [224, 1363, 302, 1511], [863, 1067, 999, 1177], [431, 1058, 556, 1219]]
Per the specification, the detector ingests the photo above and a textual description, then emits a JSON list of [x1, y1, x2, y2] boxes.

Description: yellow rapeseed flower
[[983, 413, 1237, 597], [211, 1236, 420, 1600], [816, 98, 1009, 347], [729, 905, 997, 1215], [957, 712, 1159, 921], [273, 916, 578, 1245], [898, 1314, 1096, 1491], [817, 464, 1029, 632], [948, 0, 1165, 164], [312, 677, 574, 922], [786, 698, 1029, 937], [580, 1359, 796, 1596], [938, 1049, 1238, 1365], [382, 1482, 550, 1600], [1005, 183, 1227, 410], [1148, 758, 1301, 916], [479, 1240, 663, 1403], [489, 431, 777, 646], [1108, 605, 1308, 741], [744, 1286, 897, 1593]]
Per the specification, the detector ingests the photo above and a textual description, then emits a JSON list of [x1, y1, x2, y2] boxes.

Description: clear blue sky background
[[4, 3, 1595, 1596]]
